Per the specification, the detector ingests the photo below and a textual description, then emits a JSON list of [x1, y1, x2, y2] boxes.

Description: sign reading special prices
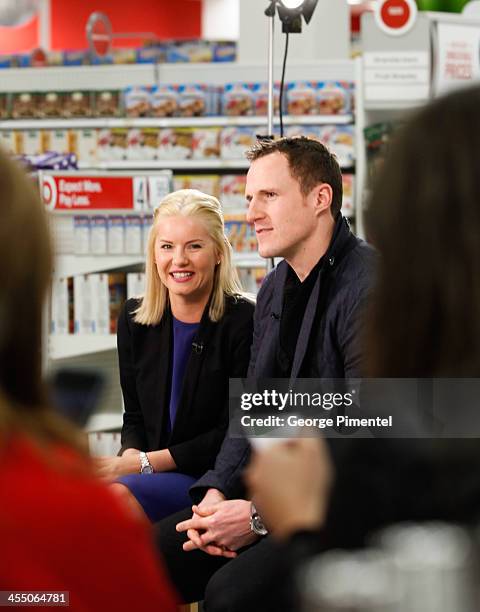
[[41, 174, 147, 211], [433, 22, 480, 97]]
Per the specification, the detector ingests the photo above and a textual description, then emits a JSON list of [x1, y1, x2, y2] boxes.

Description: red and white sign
[[434, 22, 480, 96], [375, 0, 417, 37], [41, 174, 140, 211]]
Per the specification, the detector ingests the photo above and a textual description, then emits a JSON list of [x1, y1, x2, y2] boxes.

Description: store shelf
[[80, 159, 251, 171], [86, 412, 123, 433], [233, 253, 264, 268], [0, 114, 354, 130], [49, 334, 117, 360], [54, 255, 144, 279]]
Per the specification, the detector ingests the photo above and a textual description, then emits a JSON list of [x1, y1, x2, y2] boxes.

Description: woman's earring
[[217, 260, 221, 265]]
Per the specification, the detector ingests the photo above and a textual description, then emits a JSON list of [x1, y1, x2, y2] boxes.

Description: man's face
[[245, 152, 318, 260]]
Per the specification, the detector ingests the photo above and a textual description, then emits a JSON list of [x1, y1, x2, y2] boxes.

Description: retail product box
[[286, 81, 317, 115], [221, 83, 254, 116], [150, 84, 179, 117], [94, 90, 121, 117], [73, 216, 90, 255], [89, 273, 110, 334], [225, 216, 257, 253], [317, 81, 351, 115], [90, 215, 107, 255], [43, 129, 70, 155], [178, 84, 210, 117], [74, 275, 93, 334], [173, 175, 220, 199], [157, 128, 193, 160], [341, 174, 355, 218], [64, 91, 93, 117], [319, 125, 355, 168], [284, 125, 321, 141], [112, 49, 137, 65], [252, 82, 280, 116], [107, 216, 125, 254], [0, 131, 17, 155], [127, 272, 145, 299], [142, 214, 153, 252], [147, 173, 173, 209], [136, 45, 166, 64], [21, 130, 42, 155], [51, 278, 69, 335], [213, 41, 236, 62], [192, 128, 220, 159], [238, 268, 265, 294], [127, 128, 159, 161], [70, 129, 97, 165], [220, 127, 259, 159], [124, 86, 151, 117], [166, 40, 213, 63], [11, 92, 38, 118], [109, 273, 127, 333], [0, 93, 9, 118], [38, 92, 64, 118], [97, 128, 127, 161], [63, 51, 86, 66], [125, 216, 143, 254], [220, 175, 247, 212]]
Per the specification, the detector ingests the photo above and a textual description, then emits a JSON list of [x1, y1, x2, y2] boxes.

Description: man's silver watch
[[250, 502, 268, 536], [139, 451, 154, 474]]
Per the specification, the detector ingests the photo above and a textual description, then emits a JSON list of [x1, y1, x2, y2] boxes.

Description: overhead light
[[265, 0, 319, 32]]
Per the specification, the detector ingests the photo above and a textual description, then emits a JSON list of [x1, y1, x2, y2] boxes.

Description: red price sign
[[41, 175, 139, 211], [375, 0, 418, 36]]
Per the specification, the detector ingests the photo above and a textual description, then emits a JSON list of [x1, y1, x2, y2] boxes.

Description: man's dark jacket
[[191, 216, 376, 501]]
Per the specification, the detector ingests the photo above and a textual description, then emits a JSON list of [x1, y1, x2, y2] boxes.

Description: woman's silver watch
[[139, 451, 154, 474], [250, 502, 269, 536]]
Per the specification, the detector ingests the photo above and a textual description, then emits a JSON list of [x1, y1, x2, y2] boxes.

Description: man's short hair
[[246, 136, 343, 218]]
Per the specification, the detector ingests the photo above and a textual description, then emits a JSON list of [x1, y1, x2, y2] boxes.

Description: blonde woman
[[97, 189, 254, 521]]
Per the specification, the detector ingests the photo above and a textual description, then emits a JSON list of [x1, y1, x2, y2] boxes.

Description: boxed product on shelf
[[220, 126, 259, 159], [17, 130, 42, 155], [222, 83, 254, 116], [37, 92, 64, 118], [97, 128, 127, 161], [112, 49, 137, 65], [252, 82, 280, 116], [109, 273, 127, 333], [90, 215, 107, 255], [127, 272, 146, 299], [0, 94, 9, 118], [166, 40, 214, 63], [286, 81, 317, 115], [147, 173, 174, 209], [178, 84, 218, 117], [43, 129, 70, 155], [11, 92, 38, 118], [124, 86, 151, 117], [316, 81, 351, 115], [213, 41, 237, 63], [70, 128, 97, 165], [89, 273, 110, 334], [94, 90, 122, 117], [125, 216, 143, 254], [73, 274, 93, 334], [136, 45, 166, 64], [341, 174, 355, 218], [129, 128, 160, 160], [51, 278, 69, 335], [142, 214, 152, 250], [220, 175, 247, 212], [284, 125, 321, 141], [157, 128, 193, 160], [74, 216, 90, 255], [63, 51, 87, 66], [238, 268, 266, 293], [64, 91, 93, 118], [173, 175, 221, 199], [151, 84, 178, 117], [225, 216, 257, 253], [319, 125, 355, 168], [107, 216, 125, 254], [191, 127, 220, 159]]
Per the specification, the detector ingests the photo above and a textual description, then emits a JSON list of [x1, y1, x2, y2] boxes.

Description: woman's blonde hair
[[135, 189, 247, 325]]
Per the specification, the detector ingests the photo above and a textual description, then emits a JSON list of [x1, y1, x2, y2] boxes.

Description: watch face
[[252, 514, 268, 536], [141, 464, 154, 474]]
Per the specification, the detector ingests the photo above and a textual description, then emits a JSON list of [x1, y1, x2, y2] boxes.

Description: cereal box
[[94, 90, 121, 117], [124, 86, 151, 117], [178, 84, 208, 117], [341, 174, 355, 218], [220, 175, 247, 212], [286, 81, 317, 115], [252, 82, 280, 116], [151, 85, 178, 117], [316, 81, 350, 115], [157, 128, 193, 160], [192, 128, 220, 159], [319, 125, 355, 167], [220, 127, 258, 159], [221, 83, 254, 116], [64, 91, 93, 118]]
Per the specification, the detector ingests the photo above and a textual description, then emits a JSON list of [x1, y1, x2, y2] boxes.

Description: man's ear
[[311, 183, 333, 216]]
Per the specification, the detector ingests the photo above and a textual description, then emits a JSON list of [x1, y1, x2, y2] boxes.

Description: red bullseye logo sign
[[42, 175, 57, 211], [375, 0, 417, 36]]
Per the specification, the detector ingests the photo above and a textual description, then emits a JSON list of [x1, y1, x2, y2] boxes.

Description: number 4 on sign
[[133, 177, 147, 210]]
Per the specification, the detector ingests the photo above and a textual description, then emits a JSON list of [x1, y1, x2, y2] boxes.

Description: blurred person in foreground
[[0, 148, 177, 611], [247, 85, 480, 609], [96, 189, 254, 521]]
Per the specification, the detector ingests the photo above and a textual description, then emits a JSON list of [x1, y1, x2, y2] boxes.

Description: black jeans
[[153, 507, 284, 612]]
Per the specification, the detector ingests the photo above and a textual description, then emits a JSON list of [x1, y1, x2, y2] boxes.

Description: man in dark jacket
[[154, 137, 376, 609]]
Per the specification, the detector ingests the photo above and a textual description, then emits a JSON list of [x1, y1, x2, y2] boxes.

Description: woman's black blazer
[[117, 295, 254, 477]]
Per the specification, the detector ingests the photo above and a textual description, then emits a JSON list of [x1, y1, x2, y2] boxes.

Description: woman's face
[[154, 215, 219, 306]]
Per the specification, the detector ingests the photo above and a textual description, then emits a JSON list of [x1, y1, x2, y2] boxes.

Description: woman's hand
[[95, 450, 141, 482], [246, 437, 334, 540]]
